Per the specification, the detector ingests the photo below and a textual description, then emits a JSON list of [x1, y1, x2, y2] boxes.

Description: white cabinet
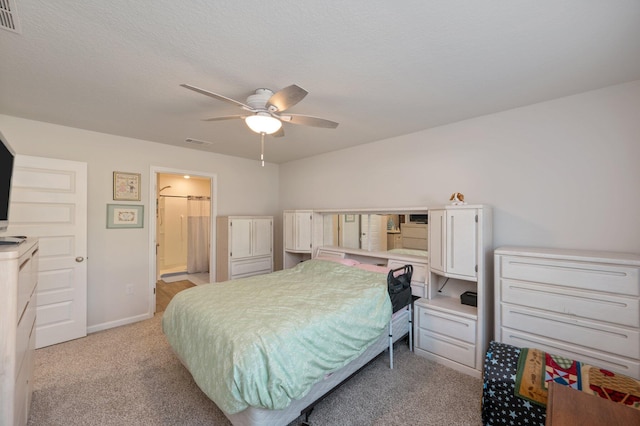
[[1, 238, 39, 426], [283, 210, 314, 268], [495, 247, 640, 379], [216, 216, 273, 281], [429, 208, 477, 279], [415, 205, 492, 378], [284, 210, 313, 252]]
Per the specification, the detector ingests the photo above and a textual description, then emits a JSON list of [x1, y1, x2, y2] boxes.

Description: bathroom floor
[[160, 271, 210, 285]]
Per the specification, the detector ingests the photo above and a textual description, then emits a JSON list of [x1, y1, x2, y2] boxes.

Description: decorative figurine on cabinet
[[450, 192, 467, 205]]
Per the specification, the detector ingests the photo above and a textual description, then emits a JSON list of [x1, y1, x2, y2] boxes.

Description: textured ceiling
[[1, 1, 639, 163]]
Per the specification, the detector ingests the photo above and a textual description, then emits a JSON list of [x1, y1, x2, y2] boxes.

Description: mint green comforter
[[162, 259, 392, 414]]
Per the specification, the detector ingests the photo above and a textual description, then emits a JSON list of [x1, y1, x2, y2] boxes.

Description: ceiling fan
[[180, 83, 339, 138]]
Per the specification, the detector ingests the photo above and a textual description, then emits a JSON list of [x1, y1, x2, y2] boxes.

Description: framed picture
[[113, 171, 141, 201], [107, 204, 144, 228], [345, 214, 355, 222]]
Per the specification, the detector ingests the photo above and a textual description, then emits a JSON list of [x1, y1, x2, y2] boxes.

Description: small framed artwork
[[107, 204, 144, 229], [113, 171, 141, 201], [345, 214, 355, 223]]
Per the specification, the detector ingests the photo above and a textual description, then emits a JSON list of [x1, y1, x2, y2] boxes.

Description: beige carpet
[[27, 314, 483, 425]]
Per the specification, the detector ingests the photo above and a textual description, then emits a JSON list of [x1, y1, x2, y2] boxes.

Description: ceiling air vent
[[0, 0, 20, 33], [185, 138, 214, 146]]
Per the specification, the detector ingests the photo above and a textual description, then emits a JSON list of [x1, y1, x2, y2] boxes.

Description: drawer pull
[[19, 258, 30, 271]]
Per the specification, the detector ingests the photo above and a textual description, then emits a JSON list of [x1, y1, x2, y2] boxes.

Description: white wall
[[1, 79, 638, 333], [0, 115, 280, 330], [280, 80, 640, 254]]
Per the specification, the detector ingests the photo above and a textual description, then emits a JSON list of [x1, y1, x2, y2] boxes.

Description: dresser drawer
[[388, 259, 427, 283], [417, 328, 475, 367], [500, 328, 640, 380], [501, 305, 640, 359], [499, 256, 639, 296], [417, 306, 476, 344], [17, 250, 37, 321], [401, 224, 427, 239], [15, 294, 37, 380], [230, 256, 272, 277], [501, 279, 640, 327]]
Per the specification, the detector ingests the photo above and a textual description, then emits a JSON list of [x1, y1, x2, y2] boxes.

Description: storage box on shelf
[[414, 205, 492, 378], [216, 216, 273, 281], [0, 238, 39, 426], [495, 246, 640, 379]]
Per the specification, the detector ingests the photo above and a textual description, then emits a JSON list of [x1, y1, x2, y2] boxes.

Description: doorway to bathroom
[[149, 167, 217, 315], [156, 172, 211, 284]]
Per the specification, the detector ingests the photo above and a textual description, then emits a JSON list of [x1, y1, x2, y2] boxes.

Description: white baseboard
[[87, 312, 153, 334]]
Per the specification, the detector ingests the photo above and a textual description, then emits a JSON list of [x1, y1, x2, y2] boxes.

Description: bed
[[482, 341, 640, 425], [162, 258, 412, 426]]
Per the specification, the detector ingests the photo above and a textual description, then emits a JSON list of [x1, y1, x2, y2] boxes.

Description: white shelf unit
[[283, 210, 316, 269], [216, 216, 273, 281], [415, 205, 492, 378]]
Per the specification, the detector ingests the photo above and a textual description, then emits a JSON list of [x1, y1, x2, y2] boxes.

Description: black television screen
[[0, 131, 15, 232]]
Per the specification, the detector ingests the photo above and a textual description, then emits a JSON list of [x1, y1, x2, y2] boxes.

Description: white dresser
[[495, 246, 640, 379], [216, 216, 273, 281], [0, 238, 39, 426]]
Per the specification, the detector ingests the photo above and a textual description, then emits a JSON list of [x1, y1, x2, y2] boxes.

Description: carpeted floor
[[27, 314, 483, 425]]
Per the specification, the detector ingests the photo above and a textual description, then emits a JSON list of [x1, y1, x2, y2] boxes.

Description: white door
[[360, 214, 384, 251], [7, 155, 87, 348], [341, 214, 360, 249]]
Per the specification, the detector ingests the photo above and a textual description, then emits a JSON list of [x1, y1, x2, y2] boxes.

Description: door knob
[[75, 256, 85, 263]]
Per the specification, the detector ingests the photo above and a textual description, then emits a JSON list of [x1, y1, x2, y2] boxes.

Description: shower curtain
[[187, 196, 210, 274]]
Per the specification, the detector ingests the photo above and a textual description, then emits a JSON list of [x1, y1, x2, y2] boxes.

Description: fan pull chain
[[260, 132, 265, 167]]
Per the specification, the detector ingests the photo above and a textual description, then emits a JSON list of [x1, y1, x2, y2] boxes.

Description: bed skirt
[[224, 306, 411, 426]]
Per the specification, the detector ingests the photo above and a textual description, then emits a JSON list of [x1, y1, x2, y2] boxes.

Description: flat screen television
[[0, 130, 15, 232]]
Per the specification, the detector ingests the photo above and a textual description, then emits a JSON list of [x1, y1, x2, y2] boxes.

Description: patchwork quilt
[[482, 341, 640, 426], [515, 347, 640, 409]]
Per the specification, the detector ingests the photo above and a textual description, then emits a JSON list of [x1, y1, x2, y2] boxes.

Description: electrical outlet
[[126, 284, 134, 295]]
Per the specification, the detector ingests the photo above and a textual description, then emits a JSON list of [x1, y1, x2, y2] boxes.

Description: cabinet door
[[252, 218, 272, 257], [447, 209, 477, 278], [429, 209, 477, 278], [296, 212, 312, 251], [230, 218, 253, 258], [429, 210, 446, 274], [285, 212, 312, 252], [284, 212, 295, 251]]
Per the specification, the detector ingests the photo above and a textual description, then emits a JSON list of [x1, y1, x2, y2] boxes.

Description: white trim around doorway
[[148, 166, 218, 317]]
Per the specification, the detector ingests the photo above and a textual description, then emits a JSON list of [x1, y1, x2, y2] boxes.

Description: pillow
[[355, 263, 391, 274], [315, 256, 360, 267]]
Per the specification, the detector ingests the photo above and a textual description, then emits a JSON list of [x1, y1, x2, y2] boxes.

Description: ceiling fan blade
[[266, 84, 308, 112], [280, 114, 339, 129], [202, 115, 246, 122], [181, 84, 254, 111], [271, 127, 285, 138]]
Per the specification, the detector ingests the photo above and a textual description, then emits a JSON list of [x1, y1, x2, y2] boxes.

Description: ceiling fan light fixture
[[245, 113, 282, 135]]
